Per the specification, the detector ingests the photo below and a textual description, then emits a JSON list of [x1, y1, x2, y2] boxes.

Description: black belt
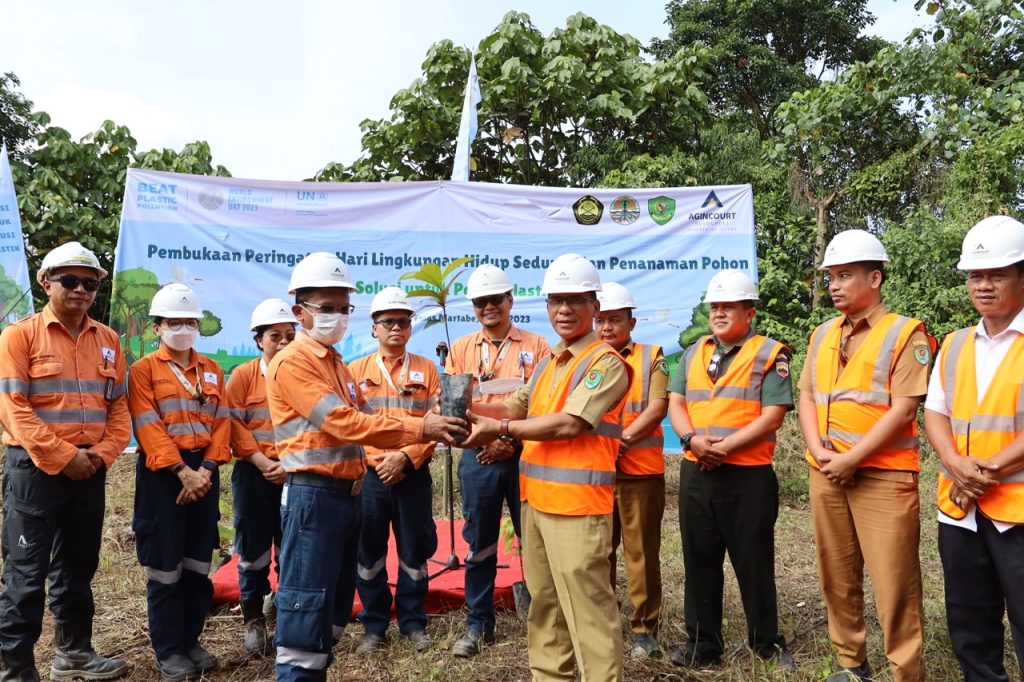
[[8, 444, 93, 451], [286, 472, 363, 496]]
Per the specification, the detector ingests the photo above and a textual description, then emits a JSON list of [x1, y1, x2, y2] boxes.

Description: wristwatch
[[200, 460, 218, 472], [680, 433, 695, 452], [499, 418, 515, 444], [171, 461, 187, 474]]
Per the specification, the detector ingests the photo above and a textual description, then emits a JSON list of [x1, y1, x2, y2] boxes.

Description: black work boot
[[241, 599, 272, 656], [0, 648, 40, 682], [50, 623, 129, 681]]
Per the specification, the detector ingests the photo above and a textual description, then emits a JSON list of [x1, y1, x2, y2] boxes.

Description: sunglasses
[[707, 352, 722, 381], [375, 317, 412, 330], [472, 294, 508, 309], [48, 274, 100, 292]]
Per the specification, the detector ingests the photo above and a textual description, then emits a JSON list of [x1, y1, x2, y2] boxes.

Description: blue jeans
[[356, 465, 437, 636], [274, 480, 361, 682], [232, 459, 282, 606], [458, 449, 521, 634]]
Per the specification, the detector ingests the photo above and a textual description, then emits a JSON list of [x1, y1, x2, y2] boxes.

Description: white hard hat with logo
[[288, 252, 355, 294], [703, 270, 759, 303], [250, 298, 297, 331], [150, 283, 203, 319], [466, 264, 513, 299], [541, 253, 602, 294], [597, 282, 636, 310], [957, 215, 1024, 270], [370, 286, 415, 316], [37, 241, 108, 284], [818, 229, 889, 269]]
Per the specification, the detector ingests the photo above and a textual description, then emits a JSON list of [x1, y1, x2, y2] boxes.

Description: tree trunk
[[810, 190, 840, 310]]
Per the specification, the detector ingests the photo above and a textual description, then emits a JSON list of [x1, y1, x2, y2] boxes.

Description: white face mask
[[305, 312, 349, 346], [162, 327, 197, 352]]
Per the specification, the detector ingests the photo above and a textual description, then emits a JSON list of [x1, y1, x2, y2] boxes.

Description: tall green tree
[[0, 73, 40, 162]]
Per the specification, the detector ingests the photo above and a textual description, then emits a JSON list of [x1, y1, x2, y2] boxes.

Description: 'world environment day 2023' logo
[[648, 196, 675, 225]]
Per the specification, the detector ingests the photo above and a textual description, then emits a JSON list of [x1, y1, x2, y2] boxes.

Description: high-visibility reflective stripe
[[683, 338, 705, 383], [238, 548, 272, 572], [872, 316, 911, 392], [158, 398, 201, 414], [280, 445, 365, 471], [28, 379, 108, 395], [827, 428, 919, 450], [568, 346, 605, 392], [276, 647, 328, 670], [625, 434, 664, 451], [706, 424, 776, 442], [133, 410, 162, 429], [939, 463, 1024, 484], [593, 422, 623, 439], [146, 563, 182, 585], [166, 422, 211, 437], [214, 405, 231, 419], [638, 344, 651, 411], [182, 557, 211, 575], [109, 383, 126, 399], [364, 396, 430, 412], [253, 429, 275, 442], [686, 389, 712, 402], [520, 460, 615, 487], [275, 416, 318, 441], [1017, 384, 1024, 434], [746, 337, 778, 400], [310, 393, 343, 428], [398, 559, 429, 581], [709, 385, 748, 400], [358, 557, 386, 581], [466, 542, 498, 563], [0, 378, 29, 394], [808, 319, 842, 397], [526, 356, 554, 402], [967, 415, 1017, 433], [34, 409, 107, 424], [829, 388, 891, 405], [359, 403, 374, 415], [246, 407, 271, 421]]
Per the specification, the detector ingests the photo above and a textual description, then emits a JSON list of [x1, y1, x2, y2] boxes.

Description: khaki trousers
[[522, 503, 623, 682], [609, 475, 664, 635], [809, 467, 924, 682]]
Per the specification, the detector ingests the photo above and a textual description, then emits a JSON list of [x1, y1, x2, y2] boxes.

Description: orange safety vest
[[519, 340, 630, 516], [805, 313, 930, 471], [683, 334, 785, 466], [936, 328, 1024, 523], [618, 343, 665, 475]]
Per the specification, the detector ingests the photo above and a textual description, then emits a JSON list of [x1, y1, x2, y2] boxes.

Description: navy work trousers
[[356, 464, 437, 636], [232, 459, 282, 606], [274, 479, 361, 682], [0, 448, 106, 661], [458, 449, 521, 635], [133, 452, 220, 661]]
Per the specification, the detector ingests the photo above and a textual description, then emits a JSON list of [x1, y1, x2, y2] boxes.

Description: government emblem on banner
[[648, 196, 675, 225], [573, 195, 604, 225], [610, 195, 640, 225]]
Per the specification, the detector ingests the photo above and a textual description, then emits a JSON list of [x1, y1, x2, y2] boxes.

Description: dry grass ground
[[2, 417, 1021, 680]]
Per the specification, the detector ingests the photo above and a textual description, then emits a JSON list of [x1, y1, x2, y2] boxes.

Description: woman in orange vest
[[924, 216, 1024, 682], [667, 270, 794, 671], [594, 282, 668, 660]]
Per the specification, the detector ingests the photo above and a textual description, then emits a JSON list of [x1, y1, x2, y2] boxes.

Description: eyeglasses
[[375, 317, 412, 330], [707, 352, 722, 381], [262, 330, 296, 343], [472, 294, 508, 309], [47, 274, 100, 292], [545, 295, 595, 309], [165, 319, 200, 331], [301, 302, 355, 315]]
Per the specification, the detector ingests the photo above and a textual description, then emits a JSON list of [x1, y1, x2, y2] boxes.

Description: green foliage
[[399, 256, 475, 346], [0, 73, 40, 162], [0, 263, 32, 325], [199, 310, 223, 337], [109, 267, 161, 363]]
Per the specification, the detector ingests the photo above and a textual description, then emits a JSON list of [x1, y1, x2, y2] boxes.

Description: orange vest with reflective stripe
[[805, 313, 928, 471], [519, 340, 629, 516], [936, 328, 1024, 523], [684, 334, 784, 466], [225, 358, 278, 460], [617, 343, 665, 475]]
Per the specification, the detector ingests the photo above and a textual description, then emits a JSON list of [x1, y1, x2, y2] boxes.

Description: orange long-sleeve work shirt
[[225, 357, 277, 460], [0, 305, 131, 474]]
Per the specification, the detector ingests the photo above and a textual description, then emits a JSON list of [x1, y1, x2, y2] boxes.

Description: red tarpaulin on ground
[[211, 519, 523, 618]]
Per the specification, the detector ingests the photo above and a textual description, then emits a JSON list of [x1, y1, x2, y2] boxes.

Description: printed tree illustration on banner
[[0, 264, 32, 326]]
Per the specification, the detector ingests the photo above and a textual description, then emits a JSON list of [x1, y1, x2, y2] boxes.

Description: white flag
[[451, 55, 482, 182], [0, 144, 34, 323]]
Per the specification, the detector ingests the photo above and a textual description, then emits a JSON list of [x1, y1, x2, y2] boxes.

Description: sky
[[1, 0, 933, 182]]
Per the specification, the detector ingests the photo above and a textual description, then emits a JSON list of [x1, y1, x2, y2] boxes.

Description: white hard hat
[[149, 283, 203, 319], [370, 286, 415, 316], [288, 252, 355, 294], [957, 215, 1024, 270], [703, 269, 759, 303], [541, 253, 602, 294], [37, 241, 108, 284], [596, 282, 636, 310], [466, 264, 513, 299], [250, 298, 297, 331], [819, 229, 889, 269]]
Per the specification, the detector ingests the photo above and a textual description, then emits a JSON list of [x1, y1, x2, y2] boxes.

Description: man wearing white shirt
[[924, 215, 1024, 682]]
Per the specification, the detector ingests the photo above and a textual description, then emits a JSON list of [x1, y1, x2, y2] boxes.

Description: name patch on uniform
[[203, 372, 218, 385], [518, 351, 534, 366], [913, 343, 931, 365], [409, 370, 425, 383], [584, 369, 604, 389], [101, 347, 116, 363]]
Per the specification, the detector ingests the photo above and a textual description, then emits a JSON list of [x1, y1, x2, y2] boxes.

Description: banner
[[0, 145, 34, 324], [112, 170, 757, 448]]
